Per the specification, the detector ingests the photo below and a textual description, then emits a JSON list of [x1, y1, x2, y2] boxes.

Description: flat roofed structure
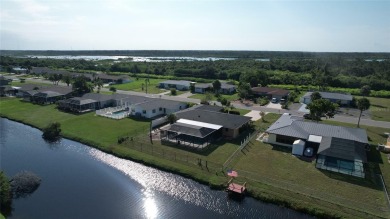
[[308, 135, 322, 143]]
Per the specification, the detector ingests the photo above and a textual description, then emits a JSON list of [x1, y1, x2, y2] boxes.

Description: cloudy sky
[[1, 0, 389, 52]]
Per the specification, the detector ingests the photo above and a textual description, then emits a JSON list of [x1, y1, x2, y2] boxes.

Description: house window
[[159, 107, 162, 111], [142, 110, 146, 114], [152, 109, 156, 113]]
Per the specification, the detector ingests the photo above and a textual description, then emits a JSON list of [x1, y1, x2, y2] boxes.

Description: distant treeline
[[1, 50, 390, 59], [1, 55, 390, 91]]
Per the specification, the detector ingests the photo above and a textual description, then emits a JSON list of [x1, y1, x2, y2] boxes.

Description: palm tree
[[357, 98, 370, 127]]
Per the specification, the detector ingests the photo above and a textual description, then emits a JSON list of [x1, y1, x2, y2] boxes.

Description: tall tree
[[311, 91, 322, 101], [212, 80, 221, 93], [306, 99, 337, 122], [72, 76, 92, 95], [62, 74, 72, 86], [360, 85, 371, 97], [237, 82, 251, 99], [357, 98, 370, 127], [94, 79, 103, 93]]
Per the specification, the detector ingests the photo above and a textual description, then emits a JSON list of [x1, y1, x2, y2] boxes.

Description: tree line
[[1, 55, 389, 91]]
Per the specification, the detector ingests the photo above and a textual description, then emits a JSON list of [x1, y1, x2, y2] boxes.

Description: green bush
[[257, 97, 270, 106], [42, 122, 61, 141], [170, 88, 177, 96]]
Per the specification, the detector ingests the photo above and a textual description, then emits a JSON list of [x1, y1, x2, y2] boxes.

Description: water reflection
[[143, 189, 158, 219]]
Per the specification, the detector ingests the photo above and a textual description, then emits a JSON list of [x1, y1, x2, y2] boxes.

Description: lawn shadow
[[372, 104, 387, 109], [270, 144, 291, 153]]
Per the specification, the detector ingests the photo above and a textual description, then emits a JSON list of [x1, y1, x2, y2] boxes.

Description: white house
[[131, 99, 188, 118], [158, 80, 193, 91]]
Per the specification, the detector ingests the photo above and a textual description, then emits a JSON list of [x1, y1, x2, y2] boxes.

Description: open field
[[189, 93, 239, 102], [111, 78, 166, 94], [1, 97, 389, 218], [354, 96, 390, 122]]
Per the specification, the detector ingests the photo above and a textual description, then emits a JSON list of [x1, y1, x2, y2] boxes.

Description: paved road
[[15, 77, 390, 129]]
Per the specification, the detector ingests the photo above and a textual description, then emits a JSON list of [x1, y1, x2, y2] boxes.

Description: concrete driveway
[[244, 110, 267, 121], [265, 102, 282, 109]]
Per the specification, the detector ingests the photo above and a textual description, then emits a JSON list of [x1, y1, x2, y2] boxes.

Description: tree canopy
[[306, 99, 337, 121]]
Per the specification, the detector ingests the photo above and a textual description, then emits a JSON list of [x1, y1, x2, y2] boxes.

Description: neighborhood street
[[7, 76, 390, 129]]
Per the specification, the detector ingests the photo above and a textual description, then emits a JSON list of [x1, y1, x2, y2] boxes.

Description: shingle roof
[[251, 87, 290, 96], [267, 114, 368, 144], [63, 97, 97, 105], [163, 123, 217, 138], [175, 108, 251, 129], [303, 92, 353, 101], [34, 91, 63, 98], [195, 105, 224, 112]]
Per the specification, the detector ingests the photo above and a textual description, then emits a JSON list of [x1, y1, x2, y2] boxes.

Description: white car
[[271, 98, 278, 103]]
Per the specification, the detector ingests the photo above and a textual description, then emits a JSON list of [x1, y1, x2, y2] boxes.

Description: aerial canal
[[1, 118, 312, 218]]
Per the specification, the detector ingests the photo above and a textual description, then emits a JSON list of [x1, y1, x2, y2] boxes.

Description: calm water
[[25, 55, 236, 62], [0, 118, 313, 219]]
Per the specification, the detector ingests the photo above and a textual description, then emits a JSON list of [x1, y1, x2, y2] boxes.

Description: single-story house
[[18, 85, 73, 104], [131, 99, 188, 119], [96, 74, 131, 84], [158, 80, 193, 91], [194, 104, 224, 112], [32, 91, 66, 104], [80, 93, 143, 109], [174, 107, 252, 139], [194, 82, 236, 94], [12, 67, 28, 74], [265, 114, 368, 177], [160, 118, 223, 149], [58, 97, 98, 113], [0, 76, 11, 86], [251, 87, 290, 100], [300, 91, 353, 106]]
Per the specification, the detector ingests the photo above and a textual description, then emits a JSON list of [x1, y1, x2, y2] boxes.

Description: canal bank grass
[[111, 78, 165, 94], [0, 213, 5, 219], [2, 98, 389, 219], [0, 98, 150, 148]]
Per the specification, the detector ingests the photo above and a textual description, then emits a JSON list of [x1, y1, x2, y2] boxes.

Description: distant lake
[[0, 118, 313, 219], [24, 55, 237, 62]]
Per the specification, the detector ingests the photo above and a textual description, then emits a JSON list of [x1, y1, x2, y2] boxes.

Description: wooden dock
[[226, 178, 246, 195]]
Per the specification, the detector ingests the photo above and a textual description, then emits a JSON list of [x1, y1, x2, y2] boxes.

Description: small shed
[[292, 139, 305, 156]]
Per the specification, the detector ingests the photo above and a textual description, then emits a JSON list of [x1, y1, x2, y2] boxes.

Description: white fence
[[96, 106, 129, 120]]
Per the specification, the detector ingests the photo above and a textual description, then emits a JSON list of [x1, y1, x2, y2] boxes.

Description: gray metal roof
[[175, 108, 251, 129], [34, 91, 63, 98], [267, 114, 368, 144], [194, 83, 211, 88], [195, 105, 224, 112], [134, 99, 185, 110], [303, 92, 353, 101], [159, 80, 192, 87]]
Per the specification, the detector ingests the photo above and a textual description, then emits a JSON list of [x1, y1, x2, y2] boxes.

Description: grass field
[[353, 96, 390, 122], [1, 98, 389, 218], [189, 93, 239, 102], [111, 78, 166, 94]]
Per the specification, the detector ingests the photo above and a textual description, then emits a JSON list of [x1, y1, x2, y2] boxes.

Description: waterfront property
[[58, 97, 98, 113], [251, 87, 290, 101], [158, 80, 193, 91], [300, 91, 353, 106], [265, 113, 368, 177], [17, 85, 74, 104], [131, 99, 188, 119], [174, 106, 252, 139]]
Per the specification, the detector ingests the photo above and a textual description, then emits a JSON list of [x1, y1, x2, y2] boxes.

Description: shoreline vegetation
[[1, 98, 390, 219]]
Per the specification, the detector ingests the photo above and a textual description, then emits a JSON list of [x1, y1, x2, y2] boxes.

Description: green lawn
[[227, 107, 251, 115], [189, 93, 239, 102], [0, 98, 150, 148], [230, 115, 390, 219], [10, 81, 50, 87], [354, 96, 390, 122], [111, 78, 166, 94]]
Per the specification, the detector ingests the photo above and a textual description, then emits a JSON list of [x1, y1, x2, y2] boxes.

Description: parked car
[[280, 98, 286, 103], [303, 113, 313, 119], [271, 98, 278, 103]]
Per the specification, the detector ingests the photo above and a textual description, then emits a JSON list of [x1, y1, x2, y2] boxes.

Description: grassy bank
[[1, 97, 389, 218]]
